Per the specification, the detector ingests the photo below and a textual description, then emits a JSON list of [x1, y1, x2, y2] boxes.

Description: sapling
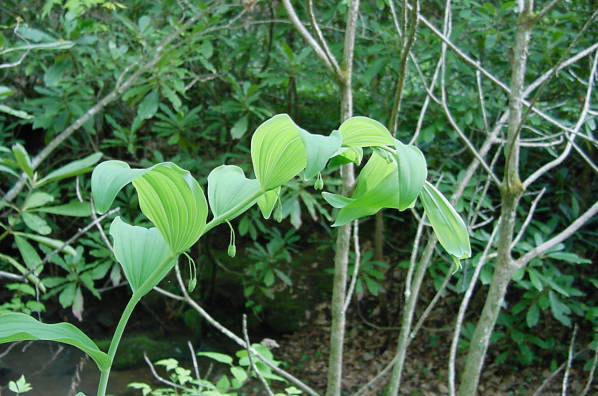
[[0, 114, 470, 396]]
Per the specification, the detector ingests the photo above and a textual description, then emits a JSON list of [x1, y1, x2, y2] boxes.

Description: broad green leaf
[[22, 212, 51, 235], [12, 143, 33, 179], [110, 217, 175, 296], [197, 351, 234, 364], [92, 161, 207, 253], [0, 104, 33, 119], [37, 152, 102, 186], [329, 146, 364, 167], [321, 192, 353, 208], [91, 160, 148, 213], [231, 115, 249, 139], [0, 312, 110, 371], [251, 114, 306, 190], [37, 201, 92, 217], [419, 181, 471, 261], [9, 374, 32, 393], [257, 187, 280, 219], [132, 163, 207, 253], [333, 170, 400, 226], [207, 165, 261, 221], [549, 290, 571, 326], [338, 116, 394, 147], [393, 140, 427, 210], [23, 192, 54, 210], [298, 129, 342, 179], [13, 232, 77, 256]]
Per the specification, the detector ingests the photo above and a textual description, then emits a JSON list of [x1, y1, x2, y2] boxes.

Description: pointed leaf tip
[[419, 181, 471, 260]]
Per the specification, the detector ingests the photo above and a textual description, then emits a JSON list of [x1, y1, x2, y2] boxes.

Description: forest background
[[0, 0, 597, 395]]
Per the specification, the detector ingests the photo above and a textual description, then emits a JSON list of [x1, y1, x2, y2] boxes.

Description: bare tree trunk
[[458, 4, 534, 394]]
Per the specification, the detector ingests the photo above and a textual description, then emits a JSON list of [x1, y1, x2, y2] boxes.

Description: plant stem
[[96, 293, 141, 396]]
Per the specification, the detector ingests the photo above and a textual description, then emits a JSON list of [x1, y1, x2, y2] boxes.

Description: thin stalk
[[96, 293, 141, 396]]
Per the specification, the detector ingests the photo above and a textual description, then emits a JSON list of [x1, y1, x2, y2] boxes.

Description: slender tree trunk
[[325, 2, 359, 395], [458, 5, 533, 394]]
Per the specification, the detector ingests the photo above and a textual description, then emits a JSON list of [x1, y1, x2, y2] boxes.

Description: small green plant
[[8, 375, 32, 395], [0, 114, 470, 396], [129, 345, 300, 396]]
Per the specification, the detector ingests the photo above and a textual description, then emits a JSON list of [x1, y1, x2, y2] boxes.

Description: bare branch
[[242, 314, 275, 396], [534, 0, 564, 23], [308, 0, 342, 77], [0, 270, 24, 281], [522, 48, 598, 188], [143, 352, 186, 390], [511, 188, 546, 248], [515, 200, 598, 269], [187, 341, 201, 381], [343, 220, 361, 313], [281, 0, 339, 78], [172, 264, 319, 396], [581, 343, 598, 396], [562, 324, 578, 396], [449, 225, 499, 396]]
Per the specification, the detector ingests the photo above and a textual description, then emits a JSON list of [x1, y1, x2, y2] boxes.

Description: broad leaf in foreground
[[110, 217, 175, 296], [419, 181, 471, 264], [207, 165, 261, 222], [0, 312, 110, 371]]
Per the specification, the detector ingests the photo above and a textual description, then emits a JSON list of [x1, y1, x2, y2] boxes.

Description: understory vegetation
[[0, 0, 597, 395]]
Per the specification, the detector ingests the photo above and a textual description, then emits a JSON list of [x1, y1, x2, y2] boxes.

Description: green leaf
[[0, 312, 110, 371], [257, 187, 280, 219], [23, 192, 55, 210], [549, 290, 571, 326], [526, 302, 540, 327], [13, 232, 77, 256], [137, 90, 159, 120], [0, 253, 46, 293], [37, 201, 92, 217], [197, 351, 234, 364], [329, 153, 401, 226], [22, 212, 52, 235], [207, 165, 261, 221], [321, 192, 353, 208], [110, 217, 175, 296], [231, 115, 249, 139], [0, 164, 20, 178], [419, 181, 471, 261], [8, 375, 32, 393], [230, 366, 248, 383], [329, 146, 364, 167], [298, 129, 342, 179], [393, 139, 427, 210], [338, 116, 394, 147], [251, 114, 306, 190], [37, 152, 102, 186], [14, 236, 42, 271], [91, 160, 148, 213], [0, 104, 33, 119], [12, 143, 33, 179], [92, 161, 207, 253], [132, 163, 207, 253], [59, 283, 76, 308]]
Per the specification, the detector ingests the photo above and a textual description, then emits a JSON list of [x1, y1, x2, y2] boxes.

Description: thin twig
[[187, 341, 201, 381], [242, 314, 275, 396], [580, 343, 598, 396], [173, 264, 319, 396], [21, 207, 120, 279], [143, 352, 186, 390], [562, 324, 578, 396], [307, 0, 341, 78], [343, 220, 360, 313], [533, 349, 588, 396], [0, 270, 24, 281], [511, 188, 546, 248]]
